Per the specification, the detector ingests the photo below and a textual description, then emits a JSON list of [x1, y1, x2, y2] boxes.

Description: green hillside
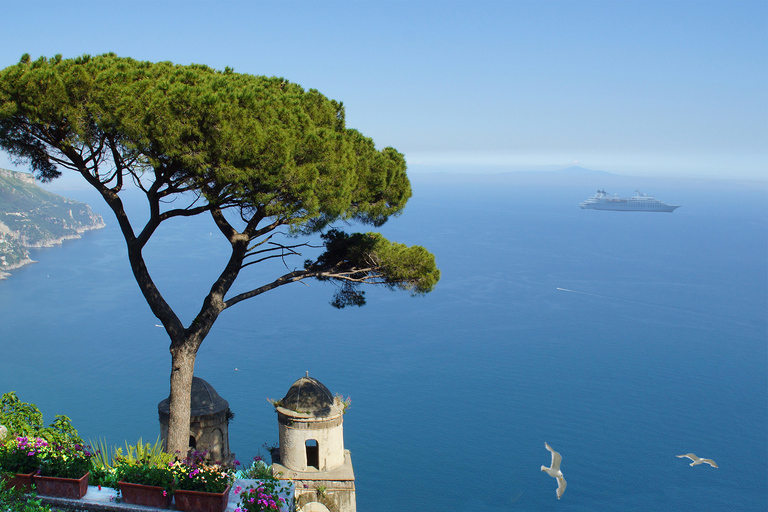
[[0, 169, 104, 274]]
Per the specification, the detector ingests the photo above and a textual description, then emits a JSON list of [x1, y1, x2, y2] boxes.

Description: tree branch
[[223, 266, 385, 309]]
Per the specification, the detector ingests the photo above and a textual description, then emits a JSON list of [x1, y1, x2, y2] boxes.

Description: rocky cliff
[[0, 169, 105, 278]]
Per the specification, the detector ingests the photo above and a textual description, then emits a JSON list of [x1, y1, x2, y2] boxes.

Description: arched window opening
[[189, 435, 197, 450], [306, 439, 319, 470]]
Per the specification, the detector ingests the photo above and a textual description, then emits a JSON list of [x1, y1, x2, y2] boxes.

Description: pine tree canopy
[[0, 53, 439, 308]]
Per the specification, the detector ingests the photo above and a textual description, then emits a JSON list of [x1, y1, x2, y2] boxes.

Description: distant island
[[0, 169, 105, 279]]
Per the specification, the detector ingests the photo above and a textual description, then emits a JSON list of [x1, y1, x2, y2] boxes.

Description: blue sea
[[1, 171, 766, 511]]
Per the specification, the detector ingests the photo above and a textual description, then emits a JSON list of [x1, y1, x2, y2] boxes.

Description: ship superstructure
[[580, 190, 680, 212]]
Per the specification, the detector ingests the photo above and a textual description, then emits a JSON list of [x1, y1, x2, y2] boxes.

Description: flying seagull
[[677, 453, 718, 468], [541, 442, 567, 499]]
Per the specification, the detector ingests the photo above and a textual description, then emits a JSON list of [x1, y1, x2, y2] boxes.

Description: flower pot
[[119, 481, 172, 508], [34, 472, 89, 499], [174, 485, 231, 512], [2, 471, 36, 493]]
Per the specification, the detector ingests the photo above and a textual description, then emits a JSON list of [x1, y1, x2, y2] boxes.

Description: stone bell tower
[[271, 373, 356, 512], [158, 376, 234, 463]]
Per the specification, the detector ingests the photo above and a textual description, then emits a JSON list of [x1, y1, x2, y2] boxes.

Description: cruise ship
[[579, 190, 680, 212]]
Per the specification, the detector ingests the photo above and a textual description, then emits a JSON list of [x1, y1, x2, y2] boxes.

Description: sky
[[0, 0, 765, 180]]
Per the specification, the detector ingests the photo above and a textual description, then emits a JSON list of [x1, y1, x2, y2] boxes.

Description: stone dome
[[158, 377, 229, 417], [281, 373, 334, 414]]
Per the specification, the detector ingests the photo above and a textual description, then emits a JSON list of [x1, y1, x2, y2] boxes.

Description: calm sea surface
[[1, 172, 766, 511]]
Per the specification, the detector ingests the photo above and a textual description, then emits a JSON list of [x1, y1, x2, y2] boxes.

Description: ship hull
[[580, 190, 680, 212], [583, 203, 680, 212]]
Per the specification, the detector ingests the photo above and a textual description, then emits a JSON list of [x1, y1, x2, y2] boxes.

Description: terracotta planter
[[2, 471, 36, 493], [34, 472, 89, 499], [119, 481, 172, 508], [174, 485, 231, 512]]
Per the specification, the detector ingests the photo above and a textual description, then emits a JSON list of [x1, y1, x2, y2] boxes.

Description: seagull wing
[[703, 459, 718, 468], [545, 443, 563, 471], [556, 475, 566, 499], [677, 453, 697, 461]]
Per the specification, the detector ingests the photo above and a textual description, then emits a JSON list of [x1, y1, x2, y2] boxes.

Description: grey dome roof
[[281, 373, 333, 413], [158, 377, 229, 416]]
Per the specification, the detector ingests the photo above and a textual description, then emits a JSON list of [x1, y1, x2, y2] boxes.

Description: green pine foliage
[[0, 54, 410, 227], [0, 53, 439, 308]]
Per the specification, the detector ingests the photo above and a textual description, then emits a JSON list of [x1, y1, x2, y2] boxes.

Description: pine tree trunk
[[166, 345, 196, 458]]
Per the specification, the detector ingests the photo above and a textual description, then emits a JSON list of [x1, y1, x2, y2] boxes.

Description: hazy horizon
[[0, 0, 765, 181]]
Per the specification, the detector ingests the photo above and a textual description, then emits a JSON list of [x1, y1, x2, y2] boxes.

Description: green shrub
[[37, 443, 92, 479], [0, 487, 51, 512], [0, 393, 83, 448], [114, 462, 175, 493], [0, 393, 44, 439], [0, 437, 47, 474]]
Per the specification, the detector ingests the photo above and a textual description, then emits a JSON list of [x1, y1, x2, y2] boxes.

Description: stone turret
[[272, 372, 356, 512], [158, 377, 234, 463]]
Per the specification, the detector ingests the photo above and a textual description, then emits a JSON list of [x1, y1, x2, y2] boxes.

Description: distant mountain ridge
[[520, 165, 615, 175], [0, 169, 105, 278]]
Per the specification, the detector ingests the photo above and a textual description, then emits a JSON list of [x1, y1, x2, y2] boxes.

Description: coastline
[[0, 221, 105, 280]]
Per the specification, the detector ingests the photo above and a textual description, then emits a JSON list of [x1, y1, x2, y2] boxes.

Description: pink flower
[[163, 490, 167, 497], [234, 486, 243, 495]]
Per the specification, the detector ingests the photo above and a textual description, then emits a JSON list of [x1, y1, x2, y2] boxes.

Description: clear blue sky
[[0, 0, 765, 179]]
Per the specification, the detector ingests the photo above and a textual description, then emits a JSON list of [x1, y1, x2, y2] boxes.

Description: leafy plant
[[90, 437, 175, 490], [0, 394, 88, 480], [0, 394, 44, 439], [0, 486, 51, 512], [236, 456, 275, 481], [87, 437, 118, 488], [120, 437, 175, 467], [114, 461, 175, 493], [0, 393, 83, 448], [37, 443, 92, 479], [0, 437, 47, 474], [41, 416, 83, 448], [334, 394, 351, 414], [235, 479, 293, 512], [172, 452, 236, 494]]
